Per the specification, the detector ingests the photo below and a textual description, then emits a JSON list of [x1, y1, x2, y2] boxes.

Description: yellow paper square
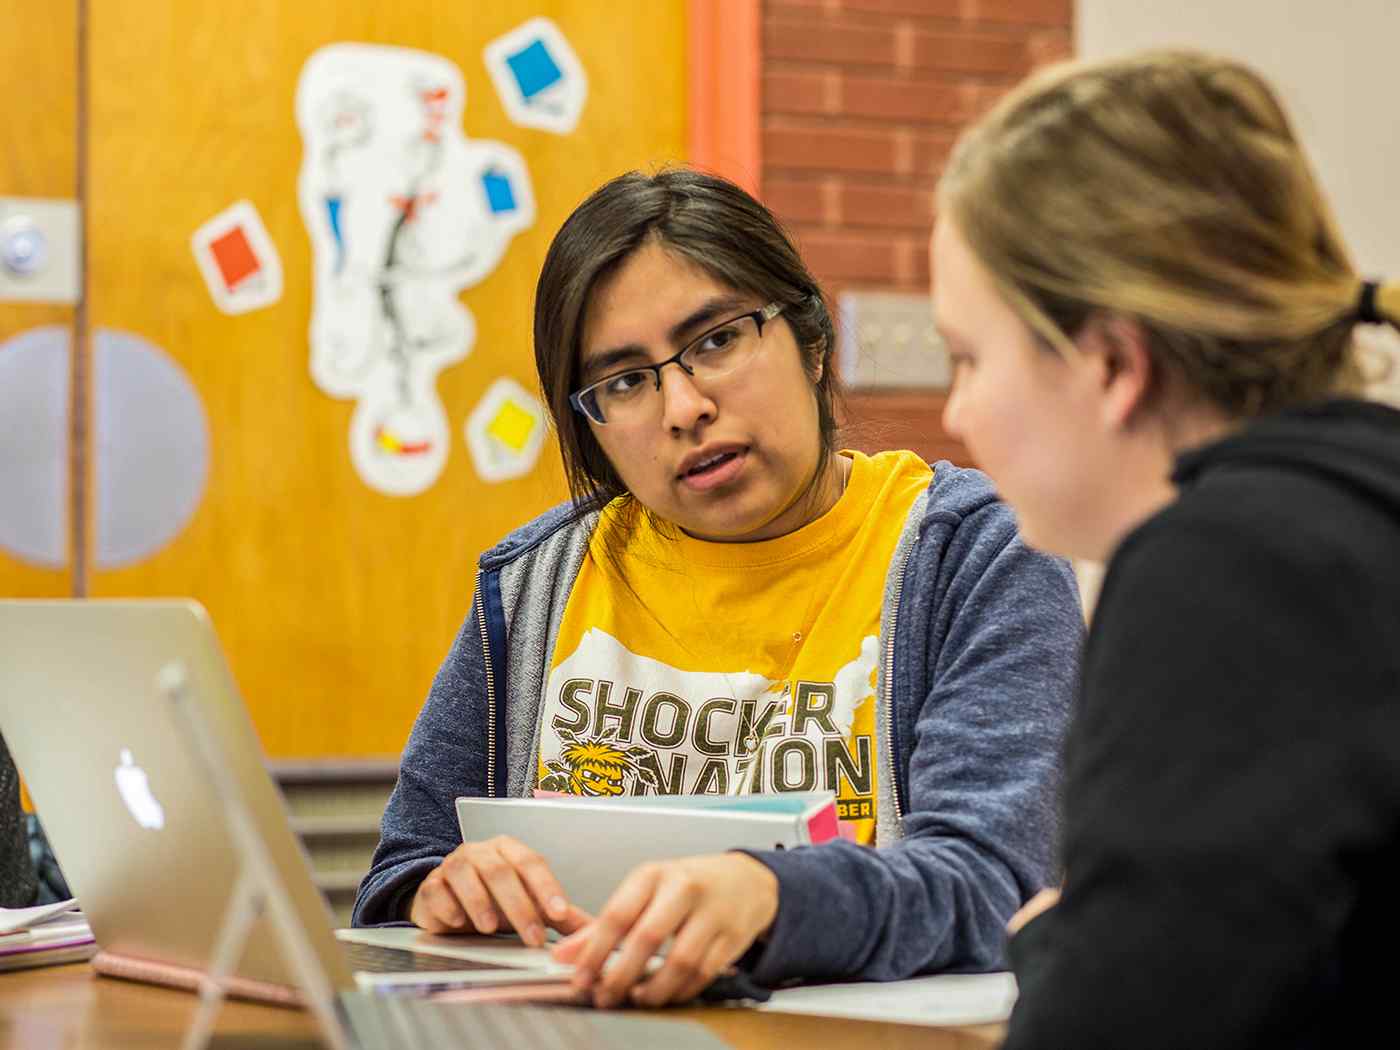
[[487, 399, 535, 453]]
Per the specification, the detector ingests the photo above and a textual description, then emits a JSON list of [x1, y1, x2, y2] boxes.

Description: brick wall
[[761, 0, 1073, 466]]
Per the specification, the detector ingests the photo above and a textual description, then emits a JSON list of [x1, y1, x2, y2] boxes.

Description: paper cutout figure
[[190, 201, 283, 315], [484, 18, 588, 135], [296, 43, 535, 496], [465, 377, 547, 483]]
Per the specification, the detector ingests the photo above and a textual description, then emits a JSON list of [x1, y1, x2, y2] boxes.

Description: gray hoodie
[[354, 462, 1083, 986]]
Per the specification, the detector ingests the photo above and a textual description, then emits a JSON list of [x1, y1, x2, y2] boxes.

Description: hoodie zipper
[[474, 569, 498, 798], [883, 550, 911, 824]]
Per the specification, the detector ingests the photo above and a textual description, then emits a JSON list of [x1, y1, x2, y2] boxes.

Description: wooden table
[[0, 964, 1005, 1049]]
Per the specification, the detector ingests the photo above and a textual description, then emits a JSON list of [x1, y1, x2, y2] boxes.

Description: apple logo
[[114, 748, 165, 830]]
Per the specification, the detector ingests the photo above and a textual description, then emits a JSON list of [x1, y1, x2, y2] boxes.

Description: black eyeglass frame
[[569, 300, 787, 425]]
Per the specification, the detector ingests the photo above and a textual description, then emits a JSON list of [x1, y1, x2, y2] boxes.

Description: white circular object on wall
[[93, 328, 210, 568], [0, 325, 70, 567]]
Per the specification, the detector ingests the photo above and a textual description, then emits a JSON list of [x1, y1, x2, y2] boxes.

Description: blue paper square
[[482, 170, 517, 215], [506, 39, 564, 101]]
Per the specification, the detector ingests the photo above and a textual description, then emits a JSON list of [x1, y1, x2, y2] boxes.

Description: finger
[[540, 904, 592, 954], [569, 865, 663, 995], [412, 874, 467, 933], [465, 842, 548, 946], [554, 903, 593, 936], [550, 924, 589, 963], [677, 934, 749, 1005], [496, 839, 573, 928], [592, 874, 699, 1009], [1008, 887, 1061, 935], [439, 858, 501, 935], [627, 915, 725, 1008]]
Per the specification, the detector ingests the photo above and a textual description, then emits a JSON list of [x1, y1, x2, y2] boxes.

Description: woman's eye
[[603, 371, 649, 397], [694, 325, 740, 356]]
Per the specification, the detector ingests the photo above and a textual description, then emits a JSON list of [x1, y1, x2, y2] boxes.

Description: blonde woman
[[932, 51, 1400, 1047]]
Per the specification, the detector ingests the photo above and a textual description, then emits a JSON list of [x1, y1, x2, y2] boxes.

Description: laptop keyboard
[[337, 994, 734, 1050], [342, 940, 519, 974]]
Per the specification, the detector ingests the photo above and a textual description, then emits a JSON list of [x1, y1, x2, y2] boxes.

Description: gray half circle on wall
[[94, 328, 210, 569], [0, 326, 69, 568], [0, 325, 210, 570]]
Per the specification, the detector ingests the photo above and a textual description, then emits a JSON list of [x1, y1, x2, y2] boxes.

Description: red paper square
[[209, 226, 260, 290]]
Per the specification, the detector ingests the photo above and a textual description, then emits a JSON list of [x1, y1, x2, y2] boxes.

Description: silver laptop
[[0, 599, 736, 1049], [0, 600, 708, 1048], [0, 598, 573, 994]]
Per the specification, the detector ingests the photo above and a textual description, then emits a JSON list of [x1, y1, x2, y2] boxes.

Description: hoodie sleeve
[[741, 501, 1082, 984], [351, 607, 491, 926]]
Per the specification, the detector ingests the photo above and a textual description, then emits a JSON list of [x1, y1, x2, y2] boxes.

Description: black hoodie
[[1004, 398, 1400, 1050]]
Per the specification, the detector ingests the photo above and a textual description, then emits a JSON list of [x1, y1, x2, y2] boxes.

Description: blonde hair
[[938, 49, 1400, 417]]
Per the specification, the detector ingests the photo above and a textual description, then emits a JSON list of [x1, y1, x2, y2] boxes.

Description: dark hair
[[534, 168, 841, 513]]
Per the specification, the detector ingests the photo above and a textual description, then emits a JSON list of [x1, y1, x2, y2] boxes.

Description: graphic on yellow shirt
[[539, 628, 879, 808], [539, 727, 658, 796]]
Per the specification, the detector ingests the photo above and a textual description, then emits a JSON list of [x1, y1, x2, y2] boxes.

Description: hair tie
[[1356, 280, 1385, 325]]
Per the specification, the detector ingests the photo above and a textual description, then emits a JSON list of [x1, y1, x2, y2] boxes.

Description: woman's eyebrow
[[579, 345, 649, 383], [579, 294, 750, 382], [668, 294, 749, 344]]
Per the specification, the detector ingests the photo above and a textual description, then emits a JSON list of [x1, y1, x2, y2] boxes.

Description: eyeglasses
[[569, 301, 787, 426]]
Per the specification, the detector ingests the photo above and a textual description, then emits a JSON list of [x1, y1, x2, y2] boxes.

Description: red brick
[[961, 81, 1012, 120], [969, 0, 1072, 27], [1027, 29, 1074, 68], [795, 231, 901, 283], [765, 125, 902, 174], [910, 30, 1028, 74], [765, 179, 830, 226], [904, 234, 933, 285], [841, 391, 969, 461], [841, 74, 967, 123], [912, 132, 957, 175], [841, 182, 935, 229], [765, 71, 833, 115], [840, 0, 965, 17], [765, 20, 898, 66]]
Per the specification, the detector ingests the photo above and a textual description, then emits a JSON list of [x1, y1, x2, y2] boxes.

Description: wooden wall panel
[[85, 3, 688, 756], [0, 2, 77, 598]]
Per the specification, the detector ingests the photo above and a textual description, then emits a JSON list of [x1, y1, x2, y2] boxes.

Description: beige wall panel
[[0, 2, 76, 597], [86, 2, 687, 756]]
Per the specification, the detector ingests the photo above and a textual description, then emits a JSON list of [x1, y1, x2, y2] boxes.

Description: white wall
[[1078, 0, 1400, 403]]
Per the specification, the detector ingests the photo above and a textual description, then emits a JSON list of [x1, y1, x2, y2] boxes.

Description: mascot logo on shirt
[[539, 728, 659, 797]]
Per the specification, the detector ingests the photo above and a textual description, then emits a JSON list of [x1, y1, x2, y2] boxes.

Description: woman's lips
[[679, 448, 747, 492]]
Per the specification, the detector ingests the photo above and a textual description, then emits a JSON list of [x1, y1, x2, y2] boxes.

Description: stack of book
[[0, 899, 96, 972]]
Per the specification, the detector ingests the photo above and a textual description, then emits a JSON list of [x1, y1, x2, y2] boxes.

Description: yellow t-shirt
[[536, 449, 931, 844]]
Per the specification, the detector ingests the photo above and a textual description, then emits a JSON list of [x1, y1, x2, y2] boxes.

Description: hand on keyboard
[[410, 835, 593, 948]]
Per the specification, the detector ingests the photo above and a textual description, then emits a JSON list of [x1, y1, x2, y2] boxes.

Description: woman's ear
[[1078, 314, 1156, 429]]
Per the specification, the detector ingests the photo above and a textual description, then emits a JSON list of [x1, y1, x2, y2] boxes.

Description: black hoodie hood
[[1173, 397, 1400, 518]]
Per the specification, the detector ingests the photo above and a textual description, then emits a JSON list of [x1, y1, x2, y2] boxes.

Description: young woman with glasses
[[931, 51, 1400, 1047], [353, 168, 1083, 1007]]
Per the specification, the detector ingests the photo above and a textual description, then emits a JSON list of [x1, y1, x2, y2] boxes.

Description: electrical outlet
[[837, 290, 949, 390], [0, 197, 80, 305]]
